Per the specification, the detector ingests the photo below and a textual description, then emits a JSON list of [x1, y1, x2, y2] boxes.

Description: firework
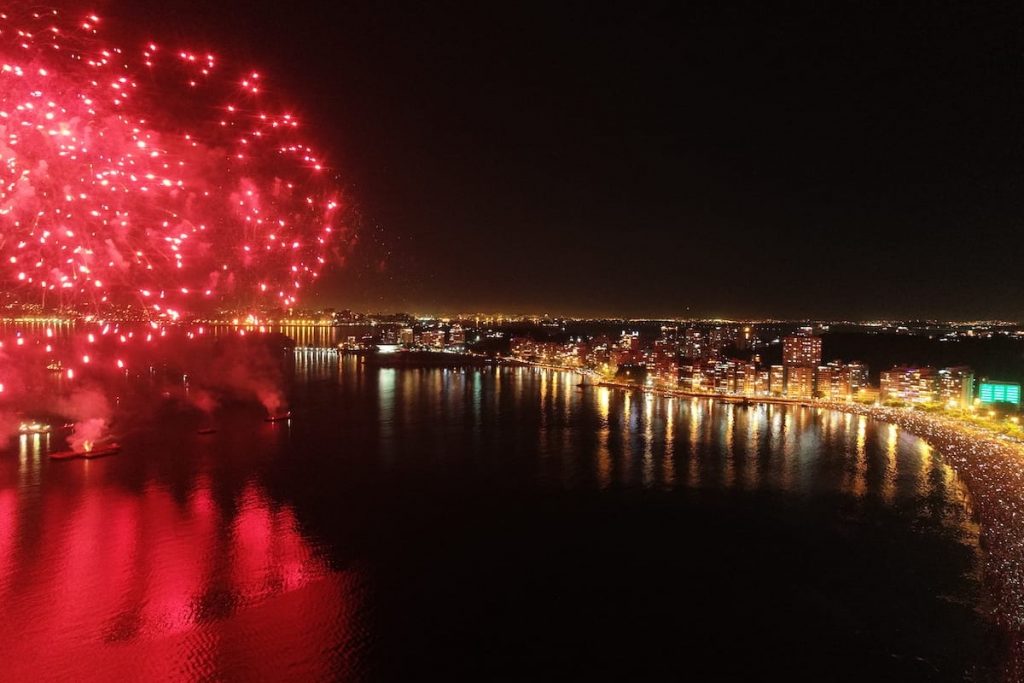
[[0, 7, 351, 444], [0, 7, 345, 317]]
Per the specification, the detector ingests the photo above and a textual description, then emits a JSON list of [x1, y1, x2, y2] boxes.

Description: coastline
[[593, 374, 1024, 671], [565, 369, 1024, 675], [354, 350, 1024, 668]]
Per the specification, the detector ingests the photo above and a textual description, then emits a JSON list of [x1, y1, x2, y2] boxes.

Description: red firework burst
[[0, 7, 348, 320]]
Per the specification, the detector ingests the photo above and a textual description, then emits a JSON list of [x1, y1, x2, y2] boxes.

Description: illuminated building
[[689, 359, 718, 392], [736, 326, 754, 351], [678, 360, 701, 391], [707, 326, 735, 359], [782, 334, 822, 367], [510, 337, 532, 358], [786, 365, 815, 399], [449, 324, 466, 345], [816, 364, 839, 400], [682, 328, 704, 359], [647, 339, 679, 385], [936, 366, 974, 407], [614, 331, 643, 366], [978, 380, 1021, 406], [399, 327, 415, 345], [769, 365, 785, 397], [880, 366, 937, 403], [755, 368, 771, 395], [420, 330, 445, 348], [816, 361, 870, 401], [845, 362, 870, 395], [879, 365, 975, 405], [781, 332, 822, 398], [713, 360, 737, 394], [734, 361, 757, 396]]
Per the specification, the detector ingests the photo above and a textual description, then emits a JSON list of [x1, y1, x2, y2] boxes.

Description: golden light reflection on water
[[884, 423, 899, 503], [643, 394, 655, 488], [854, 415, 868, 497], [213, 356, 970, 507], [781, 410, 795, 492], [18, 431, 47, 486], [723, 404, 736, 490], [378, 368, 396, 462], [743, 405, 764, 490], [596, 386, 612, 489], [688, 398, 702, 488], [917, 440, 932, 498], [560, 373, 573, 487], [455, 371, 970, 503], [663, 398, 676, 486], [539, 368, 548, 434]]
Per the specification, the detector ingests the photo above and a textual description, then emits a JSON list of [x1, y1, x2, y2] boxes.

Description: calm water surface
[[0, 351, 1001, 680]]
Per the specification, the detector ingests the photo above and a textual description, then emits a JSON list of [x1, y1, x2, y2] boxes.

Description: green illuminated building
[[978, 381, 1021, 406]]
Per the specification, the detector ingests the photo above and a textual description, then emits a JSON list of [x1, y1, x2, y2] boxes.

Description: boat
[[48, 449, 80, 460], [264, 411, 292, 423], [49, 443, 121, 460], [19, 421, 52, 435], [80, 443, 120, 459]]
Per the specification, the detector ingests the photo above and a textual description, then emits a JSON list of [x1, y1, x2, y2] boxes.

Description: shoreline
[[349, 352, 1024, 669], [566, 370, 1024, 675]]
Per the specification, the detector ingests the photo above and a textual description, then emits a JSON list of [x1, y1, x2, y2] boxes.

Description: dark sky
[[116, 0, 1024, 319]]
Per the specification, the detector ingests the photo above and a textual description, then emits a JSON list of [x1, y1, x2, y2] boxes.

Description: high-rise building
[[615, 331, 643, 366], [978, 380, 1021, 406], [420, 330, 445, 348], [448, 324, 466, 345], [755, 369, 771, 396], [769, 365, 786, 397], [815, 360, 870, 401], [707, 327, 735, 358], [735, 326, 754, 351], [734, 361, 757, 396], [678, 360, 701, 392], [845, 362, 869, 396], [782, 335, 822, 367], [880, 366, 937, 403], [647, 339, 679, 385], [786, 366, 815, 399], [936, 366, 974, 406], [713, 359, 737, 394], [681, 328, 704, 359], [816, 364, 839, 400]]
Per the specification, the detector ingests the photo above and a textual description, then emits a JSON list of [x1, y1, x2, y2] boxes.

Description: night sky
[[115, 1, 1024, 318]]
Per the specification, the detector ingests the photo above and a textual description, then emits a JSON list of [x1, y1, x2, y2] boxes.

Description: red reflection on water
[[0, 467, 361, 681], [0, 488, 16, 583]]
